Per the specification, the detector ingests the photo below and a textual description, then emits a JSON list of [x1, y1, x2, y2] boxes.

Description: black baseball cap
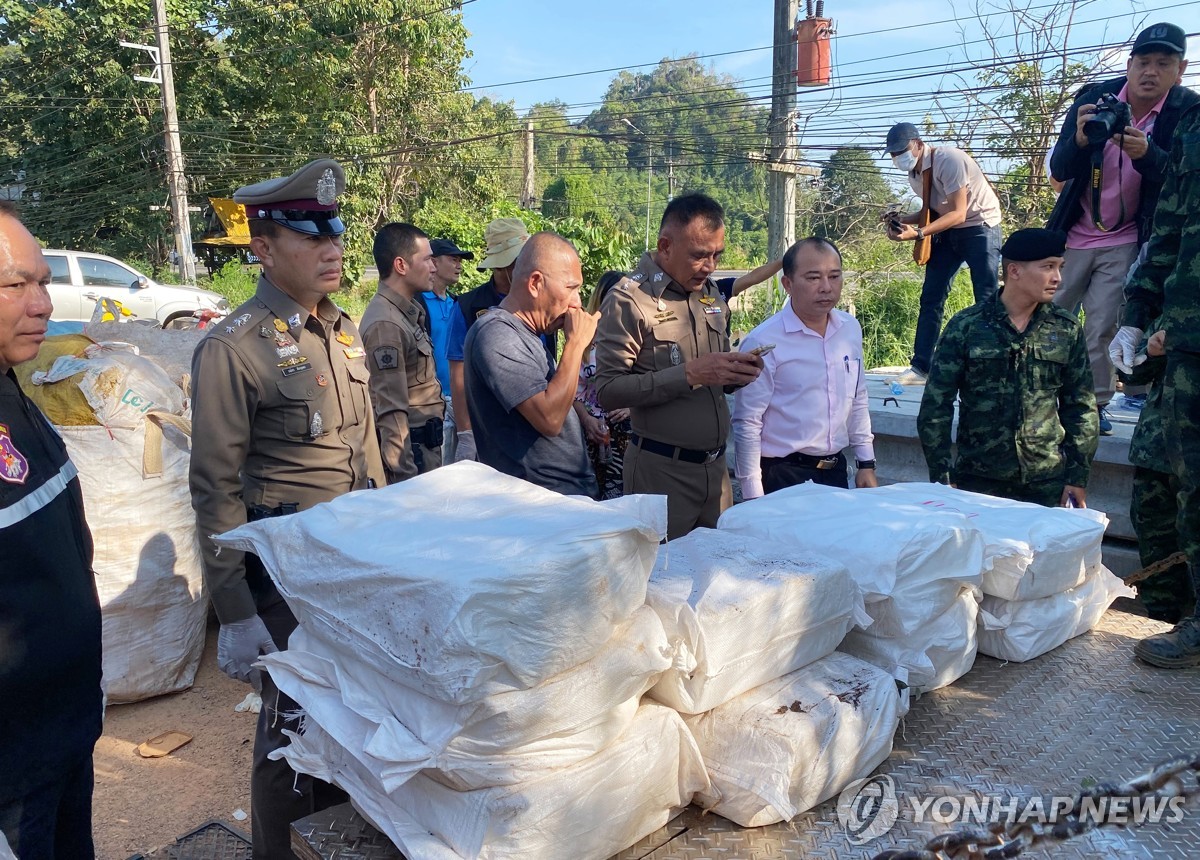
[[884, 122, 921, 154], [1131, 23, 1186, 57], [429, 238, 474, 260]]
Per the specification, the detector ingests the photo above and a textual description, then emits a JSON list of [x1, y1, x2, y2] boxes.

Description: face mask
[[892, 150, 918, 172]]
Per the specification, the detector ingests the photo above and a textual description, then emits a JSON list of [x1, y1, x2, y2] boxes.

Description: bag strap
[[142, 411, 192, 479], [919, 148, 934, 228]]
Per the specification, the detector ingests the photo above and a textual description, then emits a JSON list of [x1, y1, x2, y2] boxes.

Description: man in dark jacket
[[1047, 23, 1196, 434], [0, 201, 103, 858]]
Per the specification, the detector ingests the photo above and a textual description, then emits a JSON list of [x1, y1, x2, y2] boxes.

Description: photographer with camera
[[1048, 23, 1195, 434]]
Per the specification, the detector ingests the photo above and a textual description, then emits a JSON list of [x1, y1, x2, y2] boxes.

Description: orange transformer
[[796, 14, 834, 87]]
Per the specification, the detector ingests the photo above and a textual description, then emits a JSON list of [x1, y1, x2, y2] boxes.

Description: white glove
[[1109, 326, 1146, 375], [455, 429, 477, 462], [217, 615, 277, 688]]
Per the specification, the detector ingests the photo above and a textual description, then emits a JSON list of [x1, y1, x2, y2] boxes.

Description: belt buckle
[[816, 456, 838, 470], [703, 447, 722, 465]]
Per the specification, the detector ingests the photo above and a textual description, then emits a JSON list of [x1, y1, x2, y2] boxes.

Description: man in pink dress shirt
[[733, 237, 877, 499], [1047, 23, 1196, 434]]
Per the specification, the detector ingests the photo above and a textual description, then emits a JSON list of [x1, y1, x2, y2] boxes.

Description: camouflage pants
[[1163, 352, 1200, 605], [954, 473, 1064, 508], [1130, 466, 1193, 622]]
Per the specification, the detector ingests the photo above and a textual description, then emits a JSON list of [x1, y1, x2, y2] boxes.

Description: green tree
[[813, 148, 893, 243]]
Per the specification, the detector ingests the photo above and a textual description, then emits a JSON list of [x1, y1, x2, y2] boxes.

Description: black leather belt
[[631, 433, 726, 465], [782, 451, 844, 470]]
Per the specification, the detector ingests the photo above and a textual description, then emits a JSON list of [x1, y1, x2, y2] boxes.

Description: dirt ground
[[93, 618, 255, 859]]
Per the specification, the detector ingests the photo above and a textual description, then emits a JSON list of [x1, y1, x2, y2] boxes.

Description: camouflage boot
[[1134, 614, 1200, 669]]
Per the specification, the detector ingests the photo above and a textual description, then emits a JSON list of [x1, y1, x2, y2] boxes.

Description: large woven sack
[[61, 412, 205, 702]]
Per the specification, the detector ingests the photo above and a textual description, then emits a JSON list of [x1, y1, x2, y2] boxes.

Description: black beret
[[1000, 228, 1066, 262]]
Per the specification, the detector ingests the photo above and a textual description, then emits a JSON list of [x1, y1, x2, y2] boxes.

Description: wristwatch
[[914, 227, 925, 241], [856, 459, 877, 470]]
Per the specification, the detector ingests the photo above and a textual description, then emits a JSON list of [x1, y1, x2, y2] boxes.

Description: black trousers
[[0, 755, 95, 860], [252, 597, 348, 859], [761, 453, 849, 494]]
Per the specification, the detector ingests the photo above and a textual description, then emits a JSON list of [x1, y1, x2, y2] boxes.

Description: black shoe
[[1134, 614, 1200, 668]]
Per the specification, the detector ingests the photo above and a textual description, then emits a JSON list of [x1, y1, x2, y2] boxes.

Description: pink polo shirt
[[1067, 84, 1164, 249]]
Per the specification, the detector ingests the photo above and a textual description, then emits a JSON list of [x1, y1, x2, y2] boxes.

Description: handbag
[[913, 148, 934, 266]]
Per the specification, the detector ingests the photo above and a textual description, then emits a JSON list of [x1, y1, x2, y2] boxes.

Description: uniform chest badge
[[278, 356, 308, 369], [0, 423, 29, 485], [273, 318, 289, 333], [344, 346, 366, 359], [310, 410, 325, 439], [276, 343, 300, 358], [336, 331, 354, 346], [288, 313, 303, 329], [657, 299, 667, 312], [259, 325, 273, 338], [699, 296, 715, 305], [316, 373, 329, 387], [669, 343, 683, 366]]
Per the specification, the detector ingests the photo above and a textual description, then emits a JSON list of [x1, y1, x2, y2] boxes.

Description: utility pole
[[767, 0, 799, 263], [123, 3, 196, 283], [667, 154, 676, 201], [621, 118, 653, 251], [520, 120, 536, 209]]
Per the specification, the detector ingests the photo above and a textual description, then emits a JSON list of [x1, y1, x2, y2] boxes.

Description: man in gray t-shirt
[[464, 232, 599, 496]]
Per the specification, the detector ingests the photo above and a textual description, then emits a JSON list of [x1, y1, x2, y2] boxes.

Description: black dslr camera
[[1083, 93, 1132, 147]]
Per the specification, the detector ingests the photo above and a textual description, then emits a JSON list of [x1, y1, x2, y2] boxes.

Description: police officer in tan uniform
[[188, 159, 384, 860], [361, 222, 444, 482], [594, 193, 763, 539]]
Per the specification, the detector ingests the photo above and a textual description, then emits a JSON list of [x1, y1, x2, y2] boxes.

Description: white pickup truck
[[44, 249, 229, 327]]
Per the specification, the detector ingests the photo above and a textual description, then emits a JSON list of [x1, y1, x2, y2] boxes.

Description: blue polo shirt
[[421, 291, 457, 393]]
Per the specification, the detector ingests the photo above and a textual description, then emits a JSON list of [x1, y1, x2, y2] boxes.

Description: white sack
[[275, 701, 709, 860], [688, 652, 907, 827], [840, 589, 979, 694], [646, 528, 869, 714], [35, 343, 185, 428], [216, 462, 666, 703], [978, 566, 1134, 662], [61, 416, 205, 702], [867, 483, 1106, 601], [718, 482, 984, 637], [261, 607, 672, 791]]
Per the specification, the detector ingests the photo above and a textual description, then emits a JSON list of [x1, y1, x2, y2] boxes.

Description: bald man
[[463, 232, 598, 495]]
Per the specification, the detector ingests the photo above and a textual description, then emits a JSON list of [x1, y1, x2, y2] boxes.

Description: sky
[[461, 0, 1199, 161]]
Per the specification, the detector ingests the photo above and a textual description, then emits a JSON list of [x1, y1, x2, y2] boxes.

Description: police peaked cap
[[235, 158, 346, 236]]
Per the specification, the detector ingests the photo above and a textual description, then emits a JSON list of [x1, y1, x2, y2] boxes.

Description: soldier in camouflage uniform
[[919, 228, 1099, 507], [1122, 325, 1193, 623], [1113, 101, 1200, 668]]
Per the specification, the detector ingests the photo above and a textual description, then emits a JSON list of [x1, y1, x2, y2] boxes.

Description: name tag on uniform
[[281, 363, 312, 377], [343, 347, 366, 359]]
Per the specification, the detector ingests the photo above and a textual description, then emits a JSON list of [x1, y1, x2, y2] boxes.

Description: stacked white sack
[[260, 609, 672, 790], [34, 343, 205, 702], [214, 462, 666, 702], [978, 568, 1135, 662], [218, 464, 707, 857], [277, 700, 708, 860], [718, 482, 985, 693], [867, 483, 1105, 600], [687, 652, 908, 826], [866, 484, 1126, 661], [645, 528, 869, 714]]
